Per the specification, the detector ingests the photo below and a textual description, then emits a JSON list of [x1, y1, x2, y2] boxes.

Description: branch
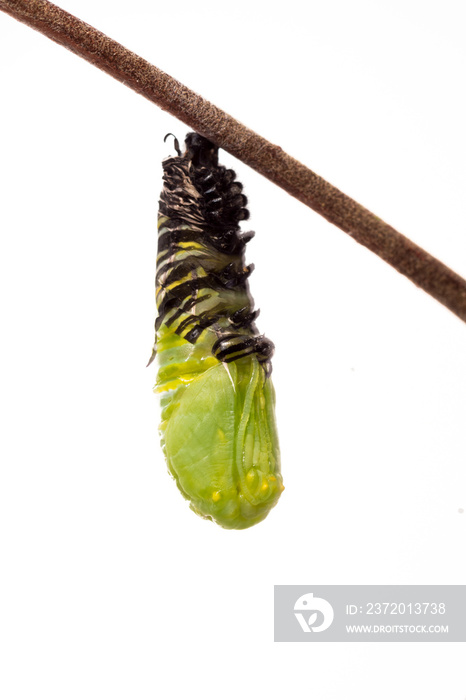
[[1, 0, 466, 324]]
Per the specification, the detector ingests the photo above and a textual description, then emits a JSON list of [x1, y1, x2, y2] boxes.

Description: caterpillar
[[149, 132, 283, 530]]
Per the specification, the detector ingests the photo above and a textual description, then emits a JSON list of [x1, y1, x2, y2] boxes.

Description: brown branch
[[1, 0, 466, 324]]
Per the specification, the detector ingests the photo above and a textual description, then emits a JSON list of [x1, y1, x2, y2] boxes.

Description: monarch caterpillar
[[149, 132, 283, 529]]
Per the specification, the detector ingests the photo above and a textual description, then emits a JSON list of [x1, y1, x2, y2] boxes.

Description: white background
[[1, 0, 465, 698]]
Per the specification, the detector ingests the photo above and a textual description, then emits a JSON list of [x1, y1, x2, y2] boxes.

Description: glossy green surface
[[155, 327, 283, 530]]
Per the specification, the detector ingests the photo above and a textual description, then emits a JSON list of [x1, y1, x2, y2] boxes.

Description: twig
[[1, 0, 466, 324]]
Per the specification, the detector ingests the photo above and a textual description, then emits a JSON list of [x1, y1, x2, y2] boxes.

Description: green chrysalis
[[149, 133, 283, 529]]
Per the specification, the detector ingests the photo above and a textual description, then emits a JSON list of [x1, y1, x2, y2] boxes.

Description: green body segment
[[155, 216, 283, 530]]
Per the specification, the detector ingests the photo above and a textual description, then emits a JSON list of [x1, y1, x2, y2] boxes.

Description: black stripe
[[156, 254, 204, 283], [163, 293, 212, 329], [215, 339, 255, 361], [183, 327, 203, 343], [211, 333, 243, 354], [182, 312, 220, 343], [156, 292, 213, 331], [156, 267, 249, 324], [220, 348, 256, 363], [176, 314, 197, 333], [160, 259, 202, 287]]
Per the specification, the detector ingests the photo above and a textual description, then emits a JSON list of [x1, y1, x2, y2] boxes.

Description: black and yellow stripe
[[149, 133, 274, 372]]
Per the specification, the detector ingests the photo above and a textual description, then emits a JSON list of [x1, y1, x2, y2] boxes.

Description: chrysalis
[[149, 133, 283, 529]]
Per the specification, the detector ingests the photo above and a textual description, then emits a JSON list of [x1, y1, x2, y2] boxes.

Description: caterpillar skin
[[150, 133, 283, 530]]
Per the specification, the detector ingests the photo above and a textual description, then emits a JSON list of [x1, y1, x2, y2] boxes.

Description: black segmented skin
[[150, 132, 274, 374]]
